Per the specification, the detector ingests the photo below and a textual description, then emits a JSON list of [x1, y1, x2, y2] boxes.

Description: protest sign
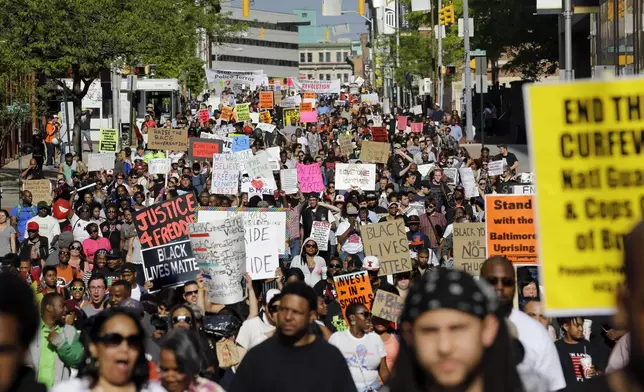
[[211, 170, 239, 195], [221, 94, 235, 107], [241, 176, 276, 196], [234, 103, 250, 122], [488, 160, 504, 176], [245, 153, 273, 180], [363, 220, 412, 276], [371, 290, 404, 323], [148, 128, 189, 151], [371, 126, 388, 142], [300, 111, 317, 123], [303, 91, 316, 99], [257, 122, 276, 133], [233, 149, 254, 175], [453, 223, 486, 276], [417, 164, 434, 178], [458, 168, 478, 198], [189, 217, 246, 304], [251, 112, 260, 124], [259, 91, 274, 109], [148, 158, 171, 175], [24, 179, 52, 205], [99, 128, 118, 153], [188, 139, 223, 160], [231, 135, 250, 152], [280, 95, 300, 108], [397, 116, 408, 130], [220, 106, 234, 122], [410, 122, 423, 133], [523, 78, 644, 315], [280, 168, 298, 194], [360, 141, 390, 164], [300, 102, 313, 113], [211, 153, 237, 171], [512, 185, 535, 195], [338, 136, 354, 156], [259, 111, 271, 124], [444, 168, 458, 185], [335, 163, 376, 191], [87, 153, 115, 172], [311, 221, 331, 251], [367, 115, 383, 127], [411, 105, 423, 115], [361, 93, 378, 104], [407, 202, 425, 217], [297, 163, 325, 193], [290, 79, 341, 94], [334, 271, 374, 321], [199, 109, 210, 123], [485, 194, 537, 265], [134, 194, 198, 291], [283, 108, 300, 125], [264, 147, 281, 171], [198, 207, 287, 257]]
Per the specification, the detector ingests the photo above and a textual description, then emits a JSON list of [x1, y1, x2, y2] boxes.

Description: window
[[302, 12, 308, 17], [319, 53, 324, 62], [300, 53, 306, 63], [219, 37, 299, 50], [336, 73, 342, 80], [336, 52, 341, 62], [212, 54, 299, 68], [326, 74, 331, 80], [307, 53, 312, 62], [325, 52, 331, 62], [344, 74, 349, 82], [344, 52, 349, 60], [307, 74, 313, 80]]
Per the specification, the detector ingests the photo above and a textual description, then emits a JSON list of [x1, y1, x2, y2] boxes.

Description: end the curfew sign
[[134, 194, 198, 291]]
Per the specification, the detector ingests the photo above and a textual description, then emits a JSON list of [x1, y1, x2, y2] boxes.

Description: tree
[[0, 0, 242, 157]]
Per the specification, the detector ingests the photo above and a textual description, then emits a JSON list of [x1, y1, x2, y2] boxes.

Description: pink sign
[[300, 111, 318, 123], [397, 115, 408, 130], [297, 163, 325, 193], [411, 122, 423, 133]]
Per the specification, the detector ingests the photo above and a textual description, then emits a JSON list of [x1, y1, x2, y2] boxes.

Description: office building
[[299, 41, 355, 82]]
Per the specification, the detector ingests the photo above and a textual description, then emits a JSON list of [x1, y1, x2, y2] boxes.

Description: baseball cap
[[265, 288, 281, 305], [497, 144, 507, 148], [388, 201, 399, 208], [120, 298, 144, 317], [26, 222, 39, 231], [363, 256, 380, 271], [122, 263, 136, 274], [408, 215, 421, 224], [106, 249, 122, 259], [365, 193, 377, 200], [37, 201, 49, 210], [346, 205, 359, 215], [335, 194, 345, 203]]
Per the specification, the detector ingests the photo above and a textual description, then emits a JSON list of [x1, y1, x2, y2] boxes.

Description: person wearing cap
[[379, 201, 401, 223], [26, 201, 60, 248], [362, 256, 397, 295], [365, 193, 387, 215], [387, 269, 527, 392], [236, 288, 282, 351], [121, 262, 150, 301], [494, 144, 519, 173], [103, 249, 123, 287], [406, 215, 432, 254], [18, 221, 50, 264], [336, 204, 365, 262], [10, 190, 38, 243], [300, 193, 335, 255]]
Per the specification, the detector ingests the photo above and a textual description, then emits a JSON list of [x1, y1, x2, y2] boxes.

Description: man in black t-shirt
[[494, 144, 519, 173], [229, 282, 357, 392]]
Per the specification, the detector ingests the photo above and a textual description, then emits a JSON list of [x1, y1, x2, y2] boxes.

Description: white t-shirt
[[329, 330, 386, 392], [27, 215, 60, 246], [509, 309, 566, 391], [336, 220, 364, 254], [236, 313, 275, 350], [51, 378, 165, 392]]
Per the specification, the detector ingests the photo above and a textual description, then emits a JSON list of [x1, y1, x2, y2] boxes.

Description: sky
[[225, 0, 371, 40]]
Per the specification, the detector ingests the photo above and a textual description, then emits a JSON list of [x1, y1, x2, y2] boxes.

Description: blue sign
[[231, 135, 250, 152]]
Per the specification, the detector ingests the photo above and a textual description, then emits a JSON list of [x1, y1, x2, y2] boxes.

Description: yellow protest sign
[[283, 108, 300, 126], [259, 111, 271, 124], [525, 77, 644, 316], [99, 128, 119, 153], [234, 103, 250, 122]]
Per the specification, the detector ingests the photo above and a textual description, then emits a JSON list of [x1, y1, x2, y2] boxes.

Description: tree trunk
[[72, 65, 83, 161]]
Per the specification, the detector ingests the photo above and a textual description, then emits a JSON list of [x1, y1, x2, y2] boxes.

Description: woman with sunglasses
[[69, 241, 87, 270], [329, 302, 390, 391], [159, 328, 226, 392], [82, 222, 112, 260], [313, 257, 342, 303], [69, 278, 90, 307], [290, 238, 326, 287], [51, 307, 164, 392]]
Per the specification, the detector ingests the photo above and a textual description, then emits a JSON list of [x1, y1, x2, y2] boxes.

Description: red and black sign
[[371, 126, 388, 143], [133, 193, 199, 291]]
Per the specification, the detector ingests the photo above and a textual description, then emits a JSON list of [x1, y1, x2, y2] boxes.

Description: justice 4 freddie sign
[[133, 193, 199, 291]]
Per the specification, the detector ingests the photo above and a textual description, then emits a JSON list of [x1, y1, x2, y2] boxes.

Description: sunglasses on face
[[96, 333, 143, 349], [70, 245, 82, 250], [184, 290, 198, 296], [305, 243, 317, 249], [27, 230, 37, 233], [172, 315, 192, 325], [486, 277, 515, 287], [329, 264, 342, 269], [71, 286, 84, 292]]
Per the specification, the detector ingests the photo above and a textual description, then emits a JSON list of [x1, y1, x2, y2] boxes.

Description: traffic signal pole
[[437, 0, 443, 107], [463, 0, 473, 142]]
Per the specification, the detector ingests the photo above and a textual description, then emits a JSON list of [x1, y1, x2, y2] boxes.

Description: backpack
[[16, 204, 37, 219]]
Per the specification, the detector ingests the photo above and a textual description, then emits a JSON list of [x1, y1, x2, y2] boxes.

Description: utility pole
[[437, 0, 443, 107], [463, 0, 473, 141], [111, 68, 120, 132], [395, 0, 401, 108], [564, 0, 573, 80]]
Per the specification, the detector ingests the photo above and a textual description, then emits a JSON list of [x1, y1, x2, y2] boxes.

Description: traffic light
[[242, 0, 250, 17], [445, 65, 457, 75], [445, 3, 456, 25], [260, 27, 265, 40], [358, 0, 365, 16], [439, 6, 447, 25]]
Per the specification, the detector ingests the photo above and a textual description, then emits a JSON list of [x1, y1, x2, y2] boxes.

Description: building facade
[[299, 42, 355, 82], [591, 0, 641, 74], [212, 7, 304, 78]]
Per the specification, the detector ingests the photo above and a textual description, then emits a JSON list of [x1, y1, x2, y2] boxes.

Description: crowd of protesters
[[0, 84, 634, 392]]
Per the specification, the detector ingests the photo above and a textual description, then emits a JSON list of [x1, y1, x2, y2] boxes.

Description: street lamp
[[341, 10, 375, 90]]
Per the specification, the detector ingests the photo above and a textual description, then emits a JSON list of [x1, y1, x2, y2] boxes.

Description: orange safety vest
[[45, 122, 56, 143]]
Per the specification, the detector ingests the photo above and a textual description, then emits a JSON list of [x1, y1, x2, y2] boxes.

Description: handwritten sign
[[488, 160, 504, 176], [338, 136, 353, 156], [241, 176, 276, 196], [220, 106, 234, 122], [148, 128, 188, 151], [134, 194, 198, 291], [459, 168, 478, 198], [363, 220, 412, 276], [24, 179, 52, 205], [199, 109, 210, 124], [334, 271, 374, 323], [360, 141, 390, 164], [410, 122, 423, 133], [87, 153, 115, 172], [231, 135, 250, 152], [99, 128, 118, 153], [189, 218, 246, 304], [211, 170, 239, 195], [296, 163, 325, 193], [371, 126, 388, 142], [311, 221, 331, 251], [397, 115, 408, 130], [259, 91, 274, 109], [259, 111, 271, 124], [245, 153, 273, 180], [361, 93, 378, 104], [257, 122, 276, 133], [280, 168, 298, 194], [188, 138, 223, 160], [234, 103, 250, 122], [212, 153, 237, 171], [453, 222, 486, 276], [335, 163, 376, 191], [444, 168, 458, 185], [300, 102, 313, 112], [371, 290, 404, 323], [148, 158, 172, 175]]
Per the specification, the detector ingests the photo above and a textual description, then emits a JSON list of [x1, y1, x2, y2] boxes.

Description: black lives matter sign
[[134, 193, 198, 291]]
